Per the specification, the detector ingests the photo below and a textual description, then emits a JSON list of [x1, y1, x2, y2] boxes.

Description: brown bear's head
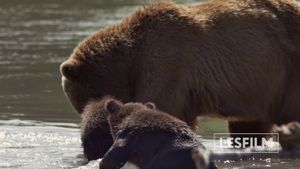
[[104, 99, 156, 138], [60, 31, 134, 114], [59, 2, 183, 114]]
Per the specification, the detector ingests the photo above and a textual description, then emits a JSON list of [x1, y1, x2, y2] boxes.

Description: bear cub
[[99, 98, 217, 169]]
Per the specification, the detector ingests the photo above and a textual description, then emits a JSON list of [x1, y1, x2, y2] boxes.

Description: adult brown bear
[[60, 0, 300, 159]]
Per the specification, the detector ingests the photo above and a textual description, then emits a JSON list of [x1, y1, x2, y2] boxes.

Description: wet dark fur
[[100, 99, 217, 169], [81, 98, 113, 160]]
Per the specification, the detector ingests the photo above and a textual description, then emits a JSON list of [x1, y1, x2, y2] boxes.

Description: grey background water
[[0, 0, 299, 168]]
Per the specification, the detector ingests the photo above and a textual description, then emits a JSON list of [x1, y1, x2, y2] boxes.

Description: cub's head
[[80, 98, 113, 161], [81, 97, 155, 161]]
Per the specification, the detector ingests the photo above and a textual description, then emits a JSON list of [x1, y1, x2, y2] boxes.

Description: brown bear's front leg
[[228, 121, 273, 146], [99, 138, 131, 169]]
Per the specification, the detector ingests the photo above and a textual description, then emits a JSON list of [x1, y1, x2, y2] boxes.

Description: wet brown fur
[[80, 97, 114, 160], [101, 99, 213, 169], [106, 99, 192, 138]]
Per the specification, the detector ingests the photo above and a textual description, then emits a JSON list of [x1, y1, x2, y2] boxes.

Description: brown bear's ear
[[105, 99, 121, 114], [145, 102, 156, 109], [60, 61, 80, 80]]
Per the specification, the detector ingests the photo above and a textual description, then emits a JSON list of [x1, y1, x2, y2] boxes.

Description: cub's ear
[[145, 102, 156, 109], [104, 99, 121, 114]]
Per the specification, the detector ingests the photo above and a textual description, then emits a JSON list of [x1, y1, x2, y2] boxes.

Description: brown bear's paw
[[192, 147, 218, 169], [272, 121, 300, 150]]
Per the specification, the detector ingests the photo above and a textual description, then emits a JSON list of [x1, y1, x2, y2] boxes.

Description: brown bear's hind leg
[[228, 121, 273, 147]]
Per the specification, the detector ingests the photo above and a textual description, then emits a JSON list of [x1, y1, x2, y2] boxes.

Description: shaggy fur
[[61, 0, 300, 158], [107, 100, 192, 139], [100, 99, 217, 169]]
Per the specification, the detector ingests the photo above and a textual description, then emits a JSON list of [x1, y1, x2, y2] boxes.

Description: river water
[[0, 0, 299, 168]]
